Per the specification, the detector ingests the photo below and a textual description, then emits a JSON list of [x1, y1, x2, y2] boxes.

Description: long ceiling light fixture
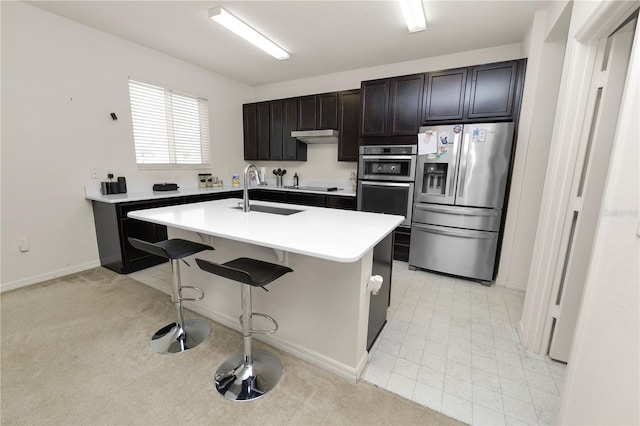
[[208, 6, 290, 60], [398, 0, 427, 33]]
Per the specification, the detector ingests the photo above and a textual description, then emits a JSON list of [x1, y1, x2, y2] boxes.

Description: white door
[[548, 18, 636, 362]]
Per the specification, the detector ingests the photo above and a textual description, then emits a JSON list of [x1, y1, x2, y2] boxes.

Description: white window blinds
[[128, 79, 210, 167]]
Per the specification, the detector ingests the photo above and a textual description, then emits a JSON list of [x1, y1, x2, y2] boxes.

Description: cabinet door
[[286, 192, 327, 207], [243, 103, 258, 160], [283, 98, 306, 160], [338, 89, 360, 162], [317, 92, 338, 129], [388, 74, 424, 135], [298, 95, 317, 130], [256, 102, 270, 160], [466, 61, 518, 119], [120, 218, 168, 265], [423, 67, 468, 122], [360, 79, 389, 136], [269, 100, 283, 160], [327, 195, 356, 210], [250, 189, 287, 203]]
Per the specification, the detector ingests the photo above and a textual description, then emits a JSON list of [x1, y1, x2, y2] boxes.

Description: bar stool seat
[[128, 237, 214, 354], [196, 257, 292, 401]]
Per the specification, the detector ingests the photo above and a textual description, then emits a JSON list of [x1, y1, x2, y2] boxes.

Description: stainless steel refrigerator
[[409, 122, 515, 283]]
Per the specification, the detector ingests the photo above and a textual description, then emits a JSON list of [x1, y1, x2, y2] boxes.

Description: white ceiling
[[27, 1, 549, 87]]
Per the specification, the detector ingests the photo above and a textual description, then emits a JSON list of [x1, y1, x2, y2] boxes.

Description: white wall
[[558, 8, 639, 423], [496, 7, 569, 290], [0, 2, 253, 289]]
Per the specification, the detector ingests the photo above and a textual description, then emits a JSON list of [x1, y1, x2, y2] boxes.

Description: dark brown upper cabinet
[[244, 99, 306, 161], [283, 98, 306, 160], [422, 60, 524, 124], [298, 92, 338, 130], [297, 95, 316, 130], [270, 98, 307, 161], [360, 79, 389, 136], [243, 103, 257, 160], [361, 74, 424, 138], [338, 89, 360, 162], [466, 60, 519, 120], [318, 92, 338, 129], [388, 74, 424, 135], [243, 102, 270, 161], [269, 100, 283, 160], [423, 67, 468, 122]]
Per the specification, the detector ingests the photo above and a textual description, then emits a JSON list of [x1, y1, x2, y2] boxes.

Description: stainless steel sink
[[231, 205, 303, 215]]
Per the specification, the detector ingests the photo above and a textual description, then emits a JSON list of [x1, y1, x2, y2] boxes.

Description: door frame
[[518, 1, 640, 355]]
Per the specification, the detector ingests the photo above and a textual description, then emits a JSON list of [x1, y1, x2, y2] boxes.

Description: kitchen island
[[128, 198, 403, 381]]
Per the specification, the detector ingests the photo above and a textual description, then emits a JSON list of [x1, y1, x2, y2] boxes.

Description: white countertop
[[127, 198, 402, 262], [84, 182, 356, 203]]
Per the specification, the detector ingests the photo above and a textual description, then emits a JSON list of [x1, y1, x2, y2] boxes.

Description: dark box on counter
[[100, 177, 127, 195]]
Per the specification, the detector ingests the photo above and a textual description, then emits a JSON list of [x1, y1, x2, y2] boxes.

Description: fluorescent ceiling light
[[208, 6, 290, 60], [399, 0, 427, 33]]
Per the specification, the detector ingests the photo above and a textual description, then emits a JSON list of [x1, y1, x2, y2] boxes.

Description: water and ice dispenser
[[423, 164, 447, 195]]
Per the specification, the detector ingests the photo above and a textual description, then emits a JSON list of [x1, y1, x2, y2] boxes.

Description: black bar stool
[[196, 257, 292, 401], [128, 237, 214, 354]]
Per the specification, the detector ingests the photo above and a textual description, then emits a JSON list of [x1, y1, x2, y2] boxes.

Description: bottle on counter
[[293, 173, 299, 187]]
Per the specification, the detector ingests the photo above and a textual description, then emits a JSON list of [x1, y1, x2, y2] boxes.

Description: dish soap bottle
[[293, 173, 299, 187]]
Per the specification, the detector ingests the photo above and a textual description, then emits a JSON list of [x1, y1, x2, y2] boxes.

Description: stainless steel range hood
[[291, 129, 338, 144]]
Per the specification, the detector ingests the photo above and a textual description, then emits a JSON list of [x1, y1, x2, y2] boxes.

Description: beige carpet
[[1, 267, 462, 425]]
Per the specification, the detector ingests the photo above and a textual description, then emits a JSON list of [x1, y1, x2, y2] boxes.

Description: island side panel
[[170, 228, 372, 381]]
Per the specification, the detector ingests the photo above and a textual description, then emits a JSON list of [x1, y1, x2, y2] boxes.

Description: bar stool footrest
[[179, 285, 205, 302], [238, 312, 279, 334]]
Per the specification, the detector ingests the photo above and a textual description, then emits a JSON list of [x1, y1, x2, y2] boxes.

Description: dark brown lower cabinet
[[92, 191, 241, 274], [393, 226, 411, 262], [250, 189, 357, 210], [327, 195, 357, 210]]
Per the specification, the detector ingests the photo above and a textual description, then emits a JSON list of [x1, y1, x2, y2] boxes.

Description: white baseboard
[[0, 261, 101, 293], [185, 301, 360, 382]]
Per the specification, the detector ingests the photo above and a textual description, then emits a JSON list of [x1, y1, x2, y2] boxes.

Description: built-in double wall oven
[[357, 145, 417, 227]]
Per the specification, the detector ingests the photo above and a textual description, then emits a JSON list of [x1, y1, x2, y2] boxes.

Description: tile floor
[[362, 261, 566, 425], [129, 260, 566, 425]]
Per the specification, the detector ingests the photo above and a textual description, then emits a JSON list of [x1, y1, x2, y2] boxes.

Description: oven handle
[[360, 155, 415, 161], [412, 223, 495, 239], [359, 181, 413, 188]]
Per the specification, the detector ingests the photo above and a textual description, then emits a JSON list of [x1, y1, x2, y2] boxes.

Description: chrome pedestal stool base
[[150, 318, 211, 354], [214, 349, 282, 402]]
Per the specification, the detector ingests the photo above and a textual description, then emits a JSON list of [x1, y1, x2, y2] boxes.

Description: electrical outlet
[[90, 168, 98, 179], [17, 238, 30, 252]]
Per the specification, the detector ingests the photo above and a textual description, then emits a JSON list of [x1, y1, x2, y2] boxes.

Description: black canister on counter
[[117, 176, 127, 193]]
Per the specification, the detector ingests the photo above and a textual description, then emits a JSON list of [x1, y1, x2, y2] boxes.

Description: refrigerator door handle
[[414, 204, 501, 217], [413, 223, 495, 239], [457, 132, 471, 198], [448, 131, 462, 198]]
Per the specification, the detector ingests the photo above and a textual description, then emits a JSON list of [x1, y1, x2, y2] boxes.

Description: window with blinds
[[128, 79, 210, 168]]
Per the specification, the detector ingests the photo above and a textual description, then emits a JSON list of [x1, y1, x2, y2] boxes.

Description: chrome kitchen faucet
[[242, 163, 260, 212]]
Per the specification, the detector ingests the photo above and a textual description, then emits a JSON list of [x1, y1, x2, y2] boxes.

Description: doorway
[[547, 15, 637, 362]]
